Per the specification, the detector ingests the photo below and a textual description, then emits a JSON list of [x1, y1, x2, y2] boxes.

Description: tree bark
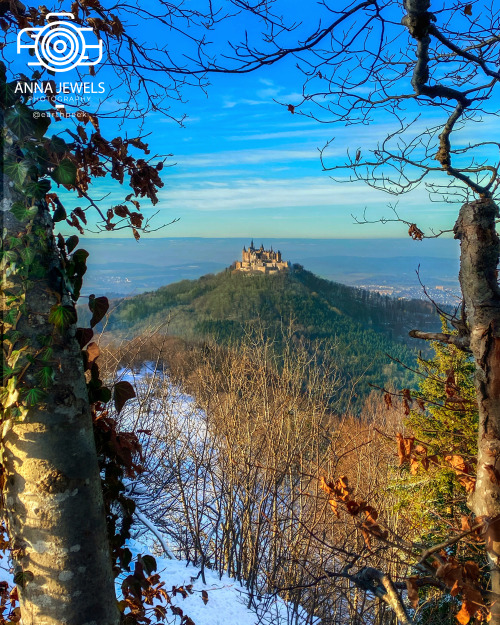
[[454, 197, 500, 622], [1, 134, 119, 623]]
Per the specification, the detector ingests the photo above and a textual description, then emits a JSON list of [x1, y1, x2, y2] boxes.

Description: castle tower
[[234, 241, 290, 274]]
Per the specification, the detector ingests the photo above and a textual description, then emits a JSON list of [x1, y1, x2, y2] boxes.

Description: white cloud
[[155, 176, 430, 212], [175, 147, 328, 167]]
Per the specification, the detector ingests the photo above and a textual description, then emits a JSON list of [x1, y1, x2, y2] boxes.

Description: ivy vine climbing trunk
[[454, 197, 500, 622], [1, 111, 119, 624]]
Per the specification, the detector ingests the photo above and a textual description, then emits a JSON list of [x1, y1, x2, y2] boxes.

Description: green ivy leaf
[[23, 387, 47, 406], [4, 330, 22, 346], [5, 104, 36, 140], [32, 113, 51, 141], [37, 366, 55, 387], [20, 246, 35, 267], [51, 159, 77, 186], [40, 347, 54, 362], [24, 179, 51, 200], [49, 135, 68, 155], [1, 364, 17, 380], [48, 304, 77, 329], [52, 202, 67, 223], [9, 202, 28, 221], [0, 81, 21, 109], [4, 159, 30, 187], [14, 570, 34, 588], [87, 380, 112, 405], [3, 307, 19, 326], [7, 236, 23, 248]]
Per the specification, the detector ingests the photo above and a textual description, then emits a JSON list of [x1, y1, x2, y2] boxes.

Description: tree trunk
[[1, 136, 119, 622], [454, 197, 500, 622]]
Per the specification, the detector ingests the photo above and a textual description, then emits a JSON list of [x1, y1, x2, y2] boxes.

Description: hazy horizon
[[80, 236, 460, 301]]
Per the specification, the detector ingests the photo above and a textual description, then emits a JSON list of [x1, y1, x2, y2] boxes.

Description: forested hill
[[102, 266, 442, 404], [107, 265, 439, 343]]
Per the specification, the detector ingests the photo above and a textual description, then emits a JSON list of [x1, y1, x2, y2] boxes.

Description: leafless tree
[[172, 1, 500, 620]]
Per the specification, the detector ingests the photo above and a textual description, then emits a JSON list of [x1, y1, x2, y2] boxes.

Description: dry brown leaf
[[406, 576, 419, 608], [451, 580, 461, 597], [408, 223, 424, 240], [445, 455, 469, 473], [396, 433, 414, 465], [410, 458, 419, 475], [86, 342, 100, 366], [436, 560, 462, 588], [464, 561, 480, 582]]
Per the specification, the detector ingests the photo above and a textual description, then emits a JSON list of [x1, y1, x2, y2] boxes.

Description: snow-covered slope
[[126, 536, 317, 625]]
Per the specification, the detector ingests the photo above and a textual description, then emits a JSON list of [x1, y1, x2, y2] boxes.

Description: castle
[[233, 241, 290, 274]]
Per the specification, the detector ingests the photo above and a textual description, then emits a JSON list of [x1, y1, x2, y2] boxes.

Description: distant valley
[[80, 237, 460, 305]]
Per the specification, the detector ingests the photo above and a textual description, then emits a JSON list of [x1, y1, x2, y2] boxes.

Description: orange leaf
[[408, 223, 424, 240], [396, 433, 414, 465], [451, 580, 461, 597], [363, 506, 379, 523], [445, 455, 469, 474], [410, 458, 420, 475], [456, 601, 471, 625], [328, 498, 339, 517], [319, 476, 333, 495]]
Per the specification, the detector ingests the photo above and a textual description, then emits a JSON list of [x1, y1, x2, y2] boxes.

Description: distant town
[[358, 283, 461, 306]]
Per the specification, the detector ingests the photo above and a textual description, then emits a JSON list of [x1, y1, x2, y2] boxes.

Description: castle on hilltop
[[233, 241, 290, 274]]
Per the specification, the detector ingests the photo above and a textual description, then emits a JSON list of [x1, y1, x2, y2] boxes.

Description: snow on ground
[[116, 364, 318, 624], [126, 537, 317, 625]]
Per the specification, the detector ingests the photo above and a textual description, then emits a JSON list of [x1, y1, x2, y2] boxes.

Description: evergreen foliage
[[396, 322, 482, 624], [103, 266, 442, 407]]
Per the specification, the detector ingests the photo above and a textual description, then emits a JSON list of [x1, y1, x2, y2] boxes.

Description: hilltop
[[100, 265, 442, 405]]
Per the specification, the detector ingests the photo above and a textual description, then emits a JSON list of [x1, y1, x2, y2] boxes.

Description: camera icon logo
[[17, 13, 103, 73]]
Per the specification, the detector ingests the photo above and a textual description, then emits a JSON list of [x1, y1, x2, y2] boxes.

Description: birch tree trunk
[[454, 197, 500, 622], [1, 117, 119, 624]]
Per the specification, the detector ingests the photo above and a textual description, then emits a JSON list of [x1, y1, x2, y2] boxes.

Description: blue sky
[[56, 66, 468, 240], [10, 1, 498, 240]]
